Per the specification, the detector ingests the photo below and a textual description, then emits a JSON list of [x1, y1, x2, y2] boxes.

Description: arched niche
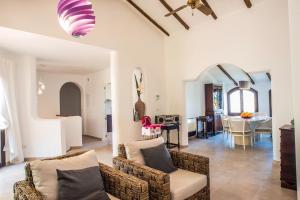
[[132, 67, 146, 121], [60, 82, 82, 116]]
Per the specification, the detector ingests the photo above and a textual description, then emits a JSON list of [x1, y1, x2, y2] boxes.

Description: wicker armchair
[[113, 145, 210, 200], [13, 151, 149, 200]]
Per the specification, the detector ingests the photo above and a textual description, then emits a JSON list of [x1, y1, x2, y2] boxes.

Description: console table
[[161, 123, 180, 149], [196, 116, 213, 139]]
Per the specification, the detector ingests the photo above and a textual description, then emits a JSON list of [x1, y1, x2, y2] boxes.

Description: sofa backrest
[[25, 151, 88, 186]]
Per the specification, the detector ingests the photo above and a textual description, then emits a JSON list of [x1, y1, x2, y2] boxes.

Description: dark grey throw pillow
[[56, 166, 110, 200], [140, 143, 177, 173]]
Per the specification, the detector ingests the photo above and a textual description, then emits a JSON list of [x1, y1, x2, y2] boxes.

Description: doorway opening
[[184, 64, 273, 152], [26, 30, 116, 160]]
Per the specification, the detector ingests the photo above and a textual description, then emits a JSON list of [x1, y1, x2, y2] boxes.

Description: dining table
[[225, 116, 272, 146]]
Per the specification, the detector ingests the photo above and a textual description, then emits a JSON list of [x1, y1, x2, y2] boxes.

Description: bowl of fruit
[[240, 112, 254, 119]]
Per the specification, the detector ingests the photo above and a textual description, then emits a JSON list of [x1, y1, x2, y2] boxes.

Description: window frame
[[227, 87, 258, 116]]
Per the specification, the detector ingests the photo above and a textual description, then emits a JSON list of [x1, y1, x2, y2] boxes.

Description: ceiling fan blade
[[165, 5, 188, 17], [197, 4, 212, 15]]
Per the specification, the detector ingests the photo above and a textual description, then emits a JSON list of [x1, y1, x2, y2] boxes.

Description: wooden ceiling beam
[[242, 70, 255, 85], [159, 0, 190, 30], [244, 0, 252, 8], [266, 72, 271, 81], [200, 0, 217, 20], [126, 0, 170, 36], [217, 64, 238, 86]]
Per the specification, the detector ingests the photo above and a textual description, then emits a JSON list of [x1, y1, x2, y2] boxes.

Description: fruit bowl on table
[[240, 112, 254, 119]]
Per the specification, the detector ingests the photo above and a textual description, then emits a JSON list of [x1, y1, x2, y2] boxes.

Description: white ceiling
[[201, 64, 270, 85], [0, 27, 111, 74], [127, 0, 265, 34]]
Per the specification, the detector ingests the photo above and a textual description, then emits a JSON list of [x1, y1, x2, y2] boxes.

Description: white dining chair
[[255, 118, 272, 140], [228, 119, 254, 150], [221, 116, 230, 140]]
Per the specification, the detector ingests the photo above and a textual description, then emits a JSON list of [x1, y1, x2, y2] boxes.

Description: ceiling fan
[[165, 0, 212, 17]]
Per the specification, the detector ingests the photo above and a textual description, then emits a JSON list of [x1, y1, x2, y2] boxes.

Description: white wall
[[37, 69, 111, 140], [37, 71, 87, 142], [288, 0, 300, 196], [185, 81, 202, 119], [165, 0, 292, 160], [185, 74, 217, 118], [37, 71, 86, 119], [0, 50, 86, 157], [61, 116, 82, 150], [85, 68, 111, 139], [0, 0, 166, 156], [14, 56, 66, 157]]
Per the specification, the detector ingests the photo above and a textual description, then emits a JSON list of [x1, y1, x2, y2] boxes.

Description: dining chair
[[228, 119, 254, 150], [221, 116, 230, 140], [255, 118, 272, 140]]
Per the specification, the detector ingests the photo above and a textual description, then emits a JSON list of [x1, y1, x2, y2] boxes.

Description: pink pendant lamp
[[57, 0, 96, 37]]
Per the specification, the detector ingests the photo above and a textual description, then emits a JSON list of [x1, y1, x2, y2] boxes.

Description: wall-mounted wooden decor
[[133, 68, 146, 121]]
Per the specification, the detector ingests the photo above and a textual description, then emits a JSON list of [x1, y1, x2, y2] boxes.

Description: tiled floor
[[185, 134, 297, 200], [0, 134, 297, 200]]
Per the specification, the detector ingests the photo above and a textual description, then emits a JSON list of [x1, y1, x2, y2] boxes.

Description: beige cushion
[[108, 193, 120, 200], [30, 150, 99, 200], [124, 137, 164, 164], [169, 169, 207, 200]]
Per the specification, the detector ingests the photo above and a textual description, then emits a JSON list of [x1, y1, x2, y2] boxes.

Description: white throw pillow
[[30, 150, 99, 200], [124, 137, 164, 164]]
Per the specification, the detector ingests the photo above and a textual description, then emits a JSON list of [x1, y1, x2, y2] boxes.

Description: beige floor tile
[[0, 134, 297, 200]]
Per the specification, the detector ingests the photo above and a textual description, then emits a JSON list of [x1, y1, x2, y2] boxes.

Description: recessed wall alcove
[[60, 82, 82, 117]]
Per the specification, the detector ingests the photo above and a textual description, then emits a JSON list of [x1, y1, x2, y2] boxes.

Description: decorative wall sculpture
[[133, 68, 145, 121], [57, 0, 96, 37]]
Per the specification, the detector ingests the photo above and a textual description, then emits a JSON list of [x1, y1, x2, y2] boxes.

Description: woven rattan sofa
[[113, 145, 210, 200], [13, 151, 149, 200]]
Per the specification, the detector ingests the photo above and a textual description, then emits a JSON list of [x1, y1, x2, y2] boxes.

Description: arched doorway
[[60, 82, 81, 116], [184, 63, 272, 149]]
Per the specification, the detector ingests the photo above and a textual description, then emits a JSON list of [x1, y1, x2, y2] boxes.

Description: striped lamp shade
[[57, 0, 96, 37]]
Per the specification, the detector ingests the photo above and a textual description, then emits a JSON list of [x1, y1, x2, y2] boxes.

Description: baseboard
[[179, 145, 188, 149], [188, 135, 197, 140], [83, 134, 102, 141], [25, 157, 46, 162], [188, 131, 197, 137], [67, 146, 82, 152]]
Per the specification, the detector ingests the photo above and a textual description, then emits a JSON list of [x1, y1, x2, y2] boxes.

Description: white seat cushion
[[30, 151, 99, 200], [124, 137, 164, 164], [108, 193, 120, 200], [169, 169, 207, 200]]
